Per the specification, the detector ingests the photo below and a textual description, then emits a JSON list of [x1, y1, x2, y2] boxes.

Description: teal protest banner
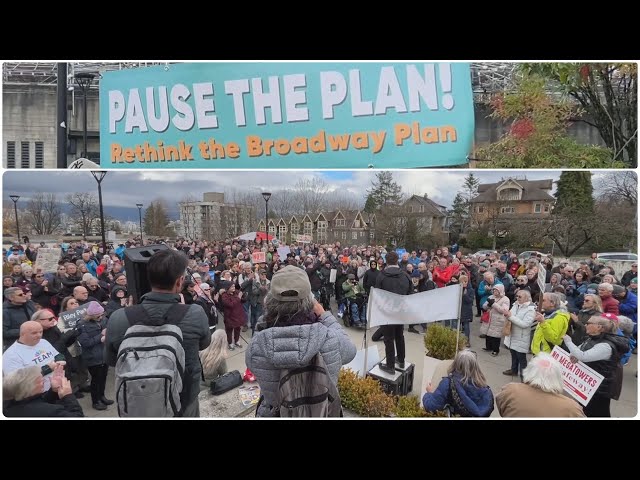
[[100, 62, 474, 168]]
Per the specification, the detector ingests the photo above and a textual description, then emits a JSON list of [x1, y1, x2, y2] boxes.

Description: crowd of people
[[2, 237, 637, 418]]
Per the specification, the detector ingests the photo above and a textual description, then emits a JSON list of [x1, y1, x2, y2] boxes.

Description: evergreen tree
[[144, 200, 171, 237], [365, 172, 403, 209], [554, 171, 594, 214], [143, 203, 155, 235]]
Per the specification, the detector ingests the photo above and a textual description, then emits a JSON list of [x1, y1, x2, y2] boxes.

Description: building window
[[35, 142, 44, 168], [21, 141, 30, 168], [544, 204, 550, 213], [477, 206, 484, 213], [500, 206, 515, 214], [317, 220, 327, 228], [419, 205, 425, 213], [353, 219, 360, 228], [534, 203, 542, 213], [290, 223, 298, 234], [341, 231, 346, 240], [407, 205, 413, 213], [370, 231, 375, 238], [352, 231, 358, 240], [360, 231, 364, 238], [6, 141, 15, 168], [304, 221, 312, 235], [336, 218, 345, 227]]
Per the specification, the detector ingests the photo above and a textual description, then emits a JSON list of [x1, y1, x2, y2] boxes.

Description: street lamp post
[[91, 171, 108, 255], [9, 195, 20, 244], [74, 72, 95, 159], [262, 192, 272, 243], [136, 203, 144, 245]]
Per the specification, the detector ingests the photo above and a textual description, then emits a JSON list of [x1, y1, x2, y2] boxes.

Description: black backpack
[[277, 353, 342, 418]]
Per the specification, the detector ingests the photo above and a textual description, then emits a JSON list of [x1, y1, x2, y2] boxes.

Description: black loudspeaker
[[123, 244, 169, 304]]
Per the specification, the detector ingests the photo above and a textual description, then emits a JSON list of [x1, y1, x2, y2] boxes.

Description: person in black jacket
[[77, 302, 112, 411], [364, 261, 384, 341], [105, 249, 211, 417], [32, 309, 81, 383], [3, 286, 38, 349], [105, 285, 129, 319], [374, 251, 412, 374], [3, 365, 84, 417]]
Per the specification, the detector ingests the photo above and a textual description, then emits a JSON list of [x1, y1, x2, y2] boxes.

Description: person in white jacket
[[481, 284, 511, 356], [503, 289, 536, 379]]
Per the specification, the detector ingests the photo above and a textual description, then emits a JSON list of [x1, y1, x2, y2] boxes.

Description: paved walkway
[[79, 310, 637, 418]]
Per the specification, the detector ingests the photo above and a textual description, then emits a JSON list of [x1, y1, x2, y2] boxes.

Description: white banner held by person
[[550, 346, 604, 407], [34, 248, 62, 273], [368, 284, 461, 327]]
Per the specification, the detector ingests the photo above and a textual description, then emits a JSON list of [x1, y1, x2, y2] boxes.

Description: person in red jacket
[[433, 257, 456, 288], [598, 283, 620, 315], [219, 281, 247, 350]]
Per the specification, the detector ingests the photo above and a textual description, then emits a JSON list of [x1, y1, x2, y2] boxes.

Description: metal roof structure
[[2, 62, 168, 88], [3, 61, 522, 94]]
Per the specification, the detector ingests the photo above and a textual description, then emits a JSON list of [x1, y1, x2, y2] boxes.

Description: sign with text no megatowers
[[550, 346, 604, 407], [251, 252, 266, 263], [34, 248, 62, 273], [100, 62, 474, 169]]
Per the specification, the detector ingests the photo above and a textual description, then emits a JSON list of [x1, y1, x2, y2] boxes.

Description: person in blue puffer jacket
[[423, 349, 494, 417]]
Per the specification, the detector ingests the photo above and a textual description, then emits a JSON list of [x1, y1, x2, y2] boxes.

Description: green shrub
[[338, 368, 395, 417], [395, 395, 428, 417], [338, 369, 450, 417], [424, 323, 467, 360]]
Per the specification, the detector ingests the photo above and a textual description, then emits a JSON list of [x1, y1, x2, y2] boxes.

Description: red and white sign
[[251, 252, 266, 263], [550, 346, 604, 407]]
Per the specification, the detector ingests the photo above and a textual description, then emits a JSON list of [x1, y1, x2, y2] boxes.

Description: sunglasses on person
[[35, 274, 44, 278]]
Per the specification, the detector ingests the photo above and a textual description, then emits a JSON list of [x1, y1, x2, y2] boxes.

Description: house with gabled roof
[[470, 178, 554, 225]]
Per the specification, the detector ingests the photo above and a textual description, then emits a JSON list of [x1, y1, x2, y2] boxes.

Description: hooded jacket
[[245, 311, 356, 417], [104, 286, 127, 319], [374, 265, 412, 296], [422, 372, 494, 417]]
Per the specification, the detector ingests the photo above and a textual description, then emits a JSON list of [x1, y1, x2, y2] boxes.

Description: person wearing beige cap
[[245, 266, 356, 417]]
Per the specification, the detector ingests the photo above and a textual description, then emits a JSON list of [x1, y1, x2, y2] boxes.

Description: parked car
[[518, 251, 549, 261], [473, 250, 497, 258], [596, 252, 638, 262]]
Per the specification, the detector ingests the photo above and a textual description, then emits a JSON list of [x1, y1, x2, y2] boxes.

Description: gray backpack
[[115, 304, 188, 417], [277, 352, 342, 417]]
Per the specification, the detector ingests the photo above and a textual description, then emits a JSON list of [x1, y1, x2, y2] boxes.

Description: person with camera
[[342, 273, 366, 327], [245, 266, 356, 417]]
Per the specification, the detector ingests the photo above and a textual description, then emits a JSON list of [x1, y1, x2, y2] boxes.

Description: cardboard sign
[[342, 346, 380, 378], [296, 234, 312, 243], [277, 246, 291, 259], [251, 251, 266, 263], [33, 248, 62, 274], [329, 268, 337, 284], [58, 306, 89, 330], [550, 346, 604, 407]]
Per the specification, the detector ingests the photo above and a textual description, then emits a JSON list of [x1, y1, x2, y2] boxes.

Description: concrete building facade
[[178, 192, 255, 240]]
